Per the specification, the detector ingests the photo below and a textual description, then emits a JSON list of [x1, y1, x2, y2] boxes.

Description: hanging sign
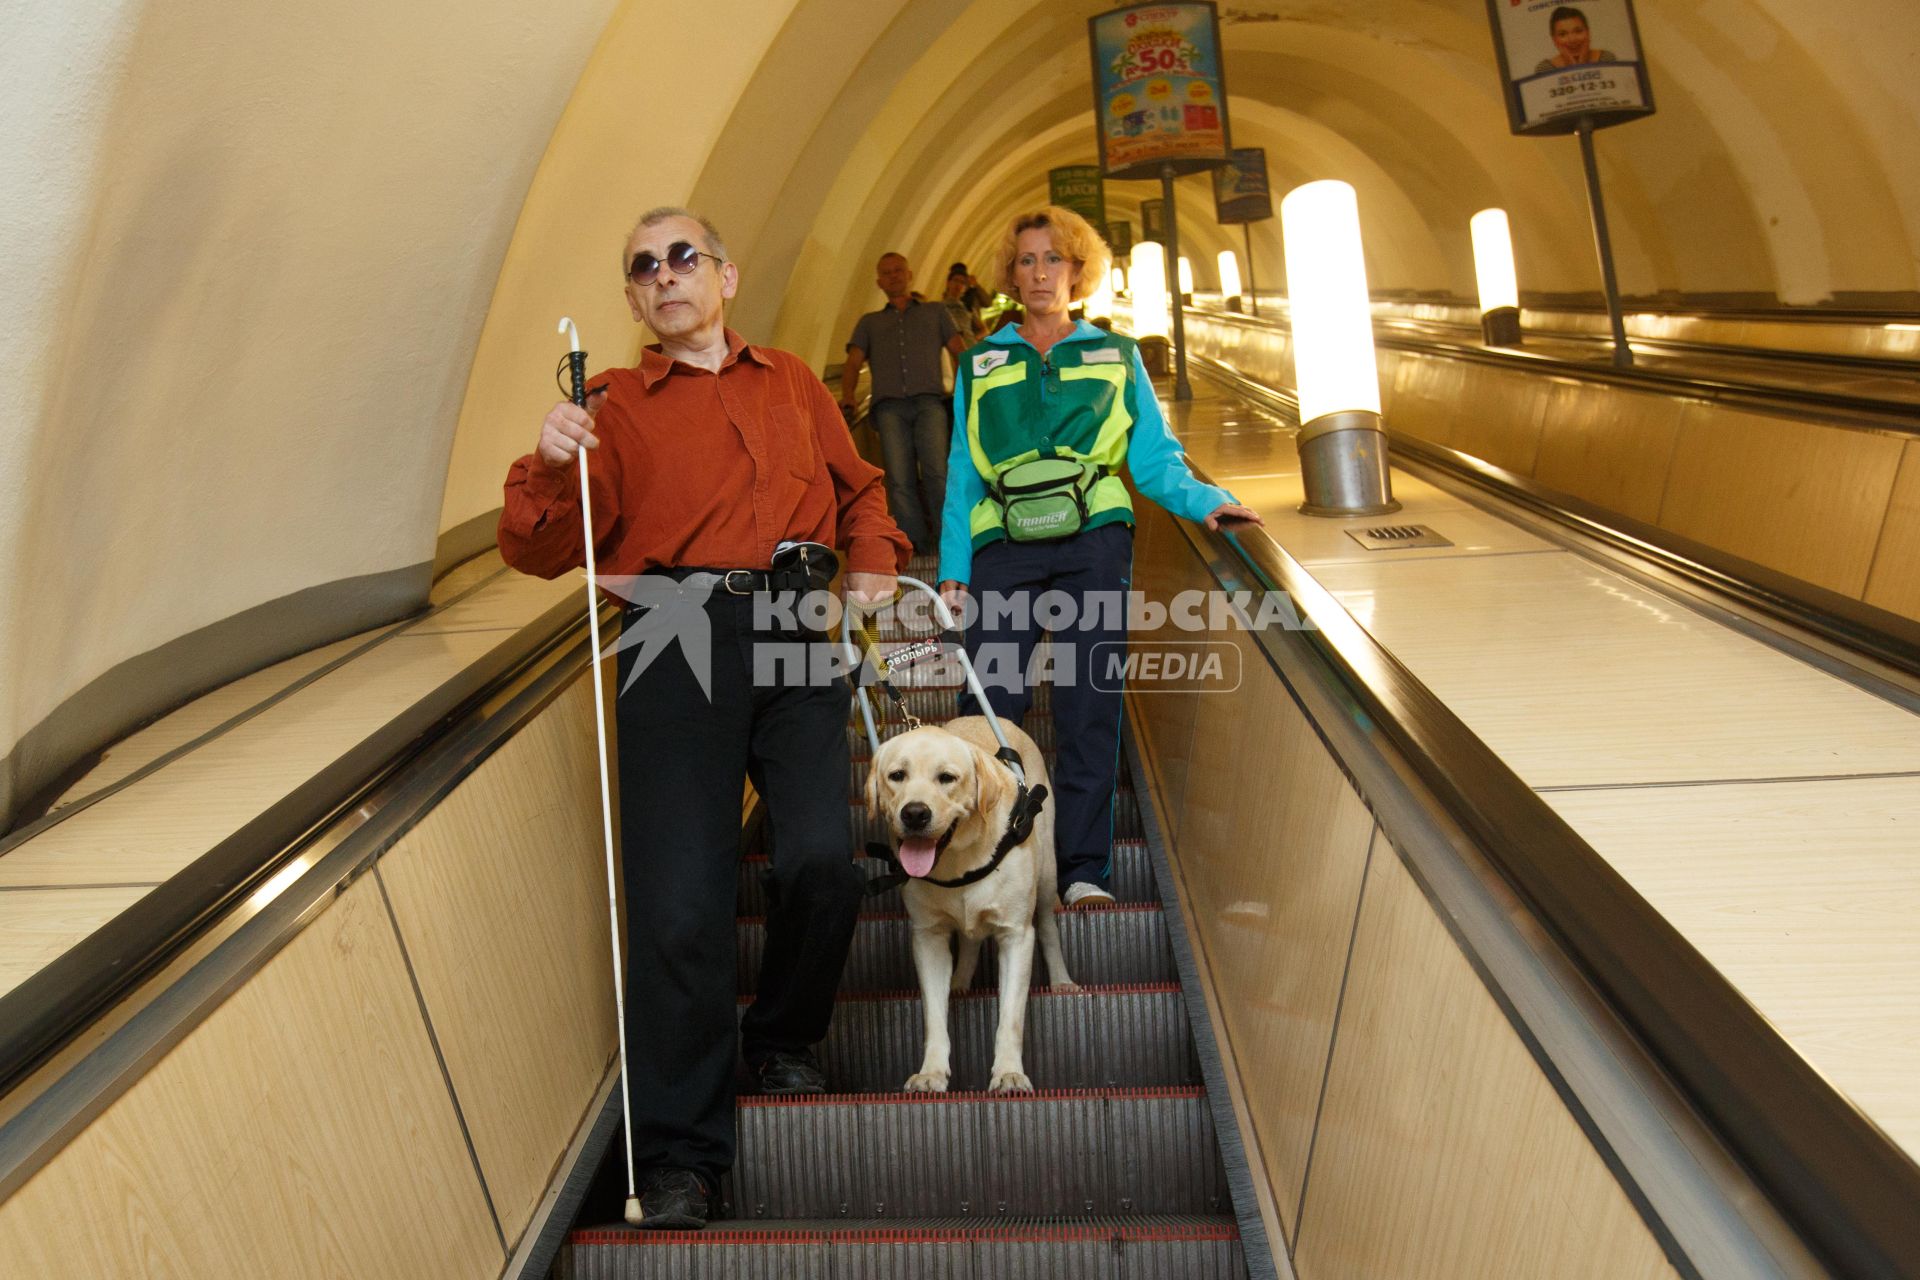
[[1211, 147, 1272, 224], [1107, 220, 1134, 255], [1486, 0, 1655, 135], [1140, 199, 1168, 244], [1048, 165, 1109, 229], [1089, 3, 1232, 179]]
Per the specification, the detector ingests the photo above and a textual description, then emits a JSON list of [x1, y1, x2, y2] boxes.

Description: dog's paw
[[949, 975, 973, 994], [1050, 979, 1082, 993], [903, 1070, 950, 1093], [987, 1068, 1034, 1094]]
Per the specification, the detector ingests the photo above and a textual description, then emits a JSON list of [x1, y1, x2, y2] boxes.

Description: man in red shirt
[[498, 206, 907, 1229]]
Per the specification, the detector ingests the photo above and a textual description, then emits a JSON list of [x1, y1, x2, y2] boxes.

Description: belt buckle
[[722, 569, 756, 596]]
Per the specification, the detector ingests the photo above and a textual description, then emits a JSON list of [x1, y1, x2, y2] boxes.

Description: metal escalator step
[[737, 906, 1175, 994], [562, 1215, 1245, 1280], [735, 985, 1198, 1092], [730, 1088, 1226, 1219], [736, 839, 1157, 916]]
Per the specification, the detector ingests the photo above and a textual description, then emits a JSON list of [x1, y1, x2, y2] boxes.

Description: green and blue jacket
[[937, 320, 1234, 585]]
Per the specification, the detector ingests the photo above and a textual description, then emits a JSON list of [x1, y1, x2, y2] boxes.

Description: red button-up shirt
[[498, 330, 909, 579]]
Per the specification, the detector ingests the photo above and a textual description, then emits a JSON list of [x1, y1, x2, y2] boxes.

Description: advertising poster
[[1107, 220, 1134, 255], [1089, 3, 1232, 178], [1141, 199, 1168, 244], [1486, 0, 1654, 134], [1048, 165, 1109, 230], [1212, 147, 1272, 224]]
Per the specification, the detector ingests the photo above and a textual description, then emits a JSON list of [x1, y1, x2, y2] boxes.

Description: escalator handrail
[[0, 587, 597, 1100], [1195, 351, 1920, 695], [1169, 452, 1920, 1278], [1195, 300, 1920, 432]]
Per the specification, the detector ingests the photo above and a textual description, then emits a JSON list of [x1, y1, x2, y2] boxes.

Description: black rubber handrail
[[1199, 302, 1920, 431], [0, 588, 595, 1096], [1170, 460, 1920, 1276]]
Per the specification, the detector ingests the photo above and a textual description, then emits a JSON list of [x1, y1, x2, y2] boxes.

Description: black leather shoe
[[750, 1048, 827, 1095], [633, 1167, 710, 1231]]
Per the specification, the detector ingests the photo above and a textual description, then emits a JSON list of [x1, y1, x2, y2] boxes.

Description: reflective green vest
[[958, 331, 1140, 551]]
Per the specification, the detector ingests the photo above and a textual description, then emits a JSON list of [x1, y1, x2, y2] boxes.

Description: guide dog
[[865, 716, 1075, 1093]]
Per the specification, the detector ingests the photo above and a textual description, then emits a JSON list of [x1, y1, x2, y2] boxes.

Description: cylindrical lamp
[[1085, 274, 1116, 323], [1217, 250, 1243, 312], [1471, 207, 1522, 346], [1110, 265, 1127, 296], [1279, 179, 1399, 517], [1129, 242, 1172, 372]]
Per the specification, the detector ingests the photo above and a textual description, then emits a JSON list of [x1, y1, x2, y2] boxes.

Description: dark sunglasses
[[627, 240, 724, 285]]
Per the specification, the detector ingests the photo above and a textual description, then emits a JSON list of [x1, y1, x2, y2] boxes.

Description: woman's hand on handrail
[[1204, 502, 1264, 531]]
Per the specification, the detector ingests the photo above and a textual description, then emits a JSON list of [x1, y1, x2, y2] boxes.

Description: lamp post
[[1470, 207, 1522, 346], [1280, 179, 1400, 517]]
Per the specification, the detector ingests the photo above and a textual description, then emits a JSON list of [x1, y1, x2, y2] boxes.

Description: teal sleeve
[[937, 378, 986, 585], [1123, 349, 1234, 521]]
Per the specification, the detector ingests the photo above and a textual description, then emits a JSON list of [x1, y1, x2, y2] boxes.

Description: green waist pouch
[[997, 457, 1103, 543]]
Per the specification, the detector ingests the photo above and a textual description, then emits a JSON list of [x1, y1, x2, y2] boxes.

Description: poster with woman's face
[[1487, 0, 1654, 133]]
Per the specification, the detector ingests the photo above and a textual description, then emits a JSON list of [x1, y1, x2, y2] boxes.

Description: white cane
[[557, 317, 643, 1226]]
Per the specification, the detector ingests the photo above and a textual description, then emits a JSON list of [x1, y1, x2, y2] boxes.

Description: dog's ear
[[972, 742, 1012, 817], [864, 749, 885, 818]]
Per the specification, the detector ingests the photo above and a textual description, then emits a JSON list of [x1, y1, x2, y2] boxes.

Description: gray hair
[[622, 206, 728, 274]]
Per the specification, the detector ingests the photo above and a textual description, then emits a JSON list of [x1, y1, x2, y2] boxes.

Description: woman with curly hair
[[937, 205, 1260, 906]]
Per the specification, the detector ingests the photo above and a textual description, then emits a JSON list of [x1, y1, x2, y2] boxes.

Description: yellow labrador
[[865, 715, 1075, 1093]]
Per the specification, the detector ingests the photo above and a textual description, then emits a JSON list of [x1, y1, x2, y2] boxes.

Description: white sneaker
[[1063, 882, 1116, 908]]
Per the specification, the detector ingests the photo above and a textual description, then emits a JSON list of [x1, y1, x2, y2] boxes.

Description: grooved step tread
[[737, 839, 1157, 916], [737, 905, 1175, 994]]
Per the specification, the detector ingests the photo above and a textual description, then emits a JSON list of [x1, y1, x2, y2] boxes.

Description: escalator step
[[735, 985, 1198, 1092], [730, 1087, 1226, 1219], [738, 906, 1176, 994], [562, 1215, 1245, 1280], [736, 839, 1157, 916]]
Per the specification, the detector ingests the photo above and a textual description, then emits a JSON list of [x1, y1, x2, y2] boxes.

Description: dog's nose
[[900, 802, 932, 831]]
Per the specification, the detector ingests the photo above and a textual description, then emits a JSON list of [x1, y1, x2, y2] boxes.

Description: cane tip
[[623, 1195, 644, 1226]]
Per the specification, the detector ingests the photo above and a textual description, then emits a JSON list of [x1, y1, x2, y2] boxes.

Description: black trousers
[[614, 594, 863, 1185], [956, 522, 1133, 892]]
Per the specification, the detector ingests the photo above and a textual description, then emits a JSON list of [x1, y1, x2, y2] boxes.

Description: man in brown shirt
[[498, 206, 908, 1230]]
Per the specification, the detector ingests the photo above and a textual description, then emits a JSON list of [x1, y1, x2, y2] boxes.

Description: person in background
[[840, 252, 969, 556], [942, 268, 985, 344], [936, 205, 1261, 907], [498, 206, 908, 1231]]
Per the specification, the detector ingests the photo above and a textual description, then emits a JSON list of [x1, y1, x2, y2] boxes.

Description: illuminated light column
[[1085, 273, 1116, 323], [1471, 208, 1523, 346], [1279, 179, 1400, 517], [1217, 250, 1243, 312], [1110, 265, 1127, 296], [1177, 255, 1195, 304], [1129, 242, 1172, 374]]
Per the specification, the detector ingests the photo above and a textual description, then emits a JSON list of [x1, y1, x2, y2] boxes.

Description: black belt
[[653, 565, 826, 598]]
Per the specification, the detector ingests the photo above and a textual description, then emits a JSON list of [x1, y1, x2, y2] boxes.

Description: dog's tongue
[[898, 836, 940, 878]]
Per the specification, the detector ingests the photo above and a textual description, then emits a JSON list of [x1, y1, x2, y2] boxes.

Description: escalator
[[553, 555, 1256, 1277]]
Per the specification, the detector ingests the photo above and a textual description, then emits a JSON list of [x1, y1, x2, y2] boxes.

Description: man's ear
[[972, 743, 1011, 817], [719, 260, 741, 301]]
